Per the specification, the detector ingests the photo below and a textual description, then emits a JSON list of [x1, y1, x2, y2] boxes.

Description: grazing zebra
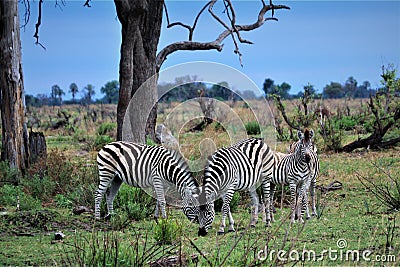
[[198, 138, 275, 236], [287, 129, 319, 218], [95, 141, 200, 222], [271, 129, 319, 223]]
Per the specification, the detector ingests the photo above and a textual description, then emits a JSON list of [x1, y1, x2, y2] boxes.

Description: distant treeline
[[25, 75, 397, 108], [262, 76, 383, 100], [25, 81, 120, 108]]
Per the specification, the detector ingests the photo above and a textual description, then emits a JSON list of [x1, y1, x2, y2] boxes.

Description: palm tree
[[69, 83, 79, 104], [57, 88, 65, 105], [84, 84, 95, 104], [51, 84, 60, 106]]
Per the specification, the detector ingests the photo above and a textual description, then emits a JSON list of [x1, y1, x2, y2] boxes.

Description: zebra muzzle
[[198, 227, 208, 237]]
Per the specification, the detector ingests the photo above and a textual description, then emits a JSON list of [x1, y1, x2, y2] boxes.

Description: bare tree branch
[[83, 0, 92, 7], [156, 0, 290, 69], [164, 1, 211, 41], [21, 0, 31, 29], [273, 95, 301, 131], [33, 0, 46, 50]]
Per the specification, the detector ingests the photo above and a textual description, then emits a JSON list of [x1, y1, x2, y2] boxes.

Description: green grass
[[1, 121, 400, 266]]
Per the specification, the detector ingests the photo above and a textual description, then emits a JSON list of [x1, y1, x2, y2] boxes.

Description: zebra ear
[[297, 130, 303, 141], [309, 129, 314, 140]]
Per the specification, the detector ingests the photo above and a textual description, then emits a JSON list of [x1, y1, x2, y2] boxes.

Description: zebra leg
[[296, 190, 306, 223], [289, 183, 297, 224], [219, 191, 235, 234], [249, 188, 259, 227], [261, 179, 272, 226], [154, 201, 160, 221], [94, 174, 114, 220], [227, 210, 235, 232], [310, 180, 317, 216], [105, 176, 123, 219], [303, 187, 311, 220], [270, 183, 276, 223], [153, 178, 167, 218]]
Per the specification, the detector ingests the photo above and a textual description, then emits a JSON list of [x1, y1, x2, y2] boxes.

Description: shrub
[[54, 194, 73, 209], [97, 122, 117, 136], [112, 186, 155, 221], [334, 116, 358, 131], [153, 218, 182, 245], [21, 175, 56, 203], [245, 121, 261, 135], [357, 161, 400, 212], [0, 161, 21, 185], [0, 184, 41, 210], [95, 135, 114, 149]]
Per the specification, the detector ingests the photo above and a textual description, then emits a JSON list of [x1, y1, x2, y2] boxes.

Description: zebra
[[270, 129, 319, 223], [287, 129, 319, 218], [198, 138, 275, 236], [95, 141, 200, 222]]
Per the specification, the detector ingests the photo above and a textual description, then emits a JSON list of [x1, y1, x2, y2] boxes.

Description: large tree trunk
[[115, 0, 163, 143], [0, 0, 30, 174]]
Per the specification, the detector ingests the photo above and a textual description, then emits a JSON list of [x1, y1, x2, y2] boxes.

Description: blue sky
[[19, 1, 400, 99]]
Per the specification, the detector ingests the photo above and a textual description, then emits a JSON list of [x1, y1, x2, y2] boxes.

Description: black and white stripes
[[271, 129, 319, 223], [95, 141, 199, 222], [95, 129, 319, 233], [198, 138, 275, 236]]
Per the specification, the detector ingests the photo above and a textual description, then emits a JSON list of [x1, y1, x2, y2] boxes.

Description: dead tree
[[339, 95, 400, 152], [118, 0, 290, 143], [27, 0, 289, 144], [0, 0, 30, 174]]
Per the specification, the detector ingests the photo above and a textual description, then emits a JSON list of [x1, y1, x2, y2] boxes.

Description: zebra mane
[[304, 128, 311, 142]]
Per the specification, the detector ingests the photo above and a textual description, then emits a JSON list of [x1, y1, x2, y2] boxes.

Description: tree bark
[[115, 0, 164, 143], [0, 0, 30, 174]]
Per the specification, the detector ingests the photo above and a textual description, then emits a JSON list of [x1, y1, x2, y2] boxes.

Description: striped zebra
[[287, 129, 319, 218], [198, 138, 275, 236], [271, 129, 319, 223], [95, 141, 200, 222]]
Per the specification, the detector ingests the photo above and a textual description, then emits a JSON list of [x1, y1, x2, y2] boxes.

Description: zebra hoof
[[228, 229, 236, 232], [104, 214, 112, 221], [250, 224, 256, 228], [217, 231, 225, 235]]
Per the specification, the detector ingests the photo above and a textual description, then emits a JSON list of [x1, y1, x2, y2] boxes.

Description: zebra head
[[296, 128, 315, 164], [181, 185, 200, 223], [198, 191, 215, 236]]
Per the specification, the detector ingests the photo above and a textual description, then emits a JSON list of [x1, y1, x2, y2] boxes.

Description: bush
[[84, 134, 114, 151], [0, 184, 41, 210], [113, 186, 155, 221], [357, 161, 400, 212], [54, 194, 73, 209], [245, 121, 261, 135], [153, 218, 182, 245], [97, 122, 117, 136], [0, 161, 21, 185], [334, 116, 358, 131], [21, 175, 56, 203]]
